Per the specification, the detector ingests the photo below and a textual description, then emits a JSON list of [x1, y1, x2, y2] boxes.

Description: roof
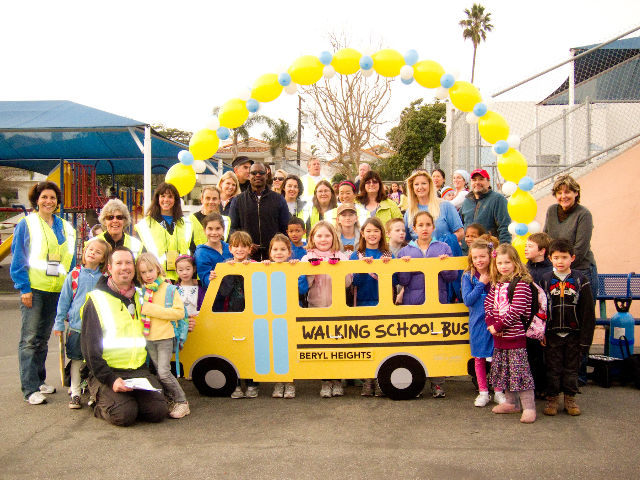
[[216, 137, 312, 162], [0, 101, 191, 175]]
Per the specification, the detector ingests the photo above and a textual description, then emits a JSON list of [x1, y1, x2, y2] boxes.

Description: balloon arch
[[166, 47, 539, 258]]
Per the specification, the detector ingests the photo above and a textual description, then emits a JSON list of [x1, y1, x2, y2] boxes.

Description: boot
[[544, 396, 559, 416], [564, 395, 582, 416]]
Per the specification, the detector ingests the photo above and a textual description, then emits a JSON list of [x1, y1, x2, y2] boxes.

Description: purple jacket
[[397, 240, 456, 305]]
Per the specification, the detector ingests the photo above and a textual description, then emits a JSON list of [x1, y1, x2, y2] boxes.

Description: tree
[[459, 3, 494, 84], [261, 119, 297, 169], [151, 124, 193, 145], [301, 28, 393, 178], [211, 107, 271, 161], [378, 99, 446, 179]]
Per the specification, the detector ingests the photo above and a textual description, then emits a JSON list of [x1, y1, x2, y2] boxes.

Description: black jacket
[[527, 258, 553, 286]]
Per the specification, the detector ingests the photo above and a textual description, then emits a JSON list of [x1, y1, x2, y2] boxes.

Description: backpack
[[164, 283, 190, 376], [70, 266, 83, 300], [507, 277, 547, 341]]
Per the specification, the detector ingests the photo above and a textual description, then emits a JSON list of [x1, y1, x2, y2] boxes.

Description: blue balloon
[[216, 127, 230, 141], [404, 49, 419, 66], [359, 55, 373, 71], [494, 140, 509, 155], [440, 73, 455, 89], [401, 77, 414, 85], [515, 223, 528, 236], [518, 176, 534, 192], [319, 51, 333, 66], [278, 72, 291, 87], [473, 102, 488, 117], [178, 150, 194, 166], [246, 99, 259, 113]]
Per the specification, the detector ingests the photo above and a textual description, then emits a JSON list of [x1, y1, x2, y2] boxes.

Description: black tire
[[377, 355, 426, 400], [191, 357, 238, 397]]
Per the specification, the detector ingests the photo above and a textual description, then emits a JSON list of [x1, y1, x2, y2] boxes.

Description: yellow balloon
[[218, 98, 249, 129], [413, 60, 445, 88], [251, 73, 283, 103], [288, 55, 324, 86], [507, 190, 537, 224], [189, 128, 220, 161], [498, 149, 528, 182], [449, 81, 482, 112], [512, 234, 529, 262], [372, 49, 404, 77], [478, 111, 510, 144], [165, 163, 196, 197], [331, 48, 362, 75]]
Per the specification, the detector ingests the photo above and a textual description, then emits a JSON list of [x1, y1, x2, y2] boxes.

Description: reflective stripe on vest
[[124, 235, 142, 259], [135, 218, 161, 260]]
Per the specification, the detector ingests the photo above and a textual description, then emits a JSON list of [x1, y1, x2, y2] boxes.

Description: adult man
[[300, 157, 328, 202], [354, 162, 370, 191], [460, 168, 511, 253], [233, 156, 253, 192], [81, 247, 167, 427], [229, 162, 290, 261]]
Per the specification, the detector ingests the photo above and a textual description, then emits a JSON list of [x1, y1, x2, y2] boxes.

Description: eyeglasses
[[105, 215, 125, 221], [365, 179, 379, 185], [273, 176, 286, 182], [250, 170, 266, 176]]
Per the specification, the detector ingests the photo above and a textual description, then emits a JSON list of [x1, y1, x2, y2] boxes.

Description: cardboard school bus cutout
[[180, 257, 471, 400]]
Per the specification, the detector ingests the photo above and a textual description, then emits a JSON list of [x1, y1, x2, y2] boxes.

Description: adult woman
[[305, 180, 338, 232], [355, 171, 402, 226], [135, 182, 192, 282], [449, 169, 470, 211], [271, 169, 289, 194], [404, 169, 463, 243], [388, 182, 409, 213], [95, 198, 142, 258], [11, 181, 76, 405], [282, 174, 305, 219], [190, 185, 229, 249], [217, 171, 241, 216], [431, 168, 446, 198]]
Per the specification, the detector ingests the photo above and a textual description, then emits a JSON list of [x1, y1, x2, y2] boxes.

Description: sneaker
[[284, 384, 296, 399], [494, 391, 507, 404], [87, 396, 96, 408], [231, 386, 245, 399], [169, 402, 190, 419], [431, 384, 446, 398], [474, 393, 491, 407], [272, 383, 285, 398], [39, 384, 56, 394], [246, 386, 259, 398], [69, 396, 82, 409], [361, 380, 374, 396], [331, 380, 344, 397], [27, 392, 47, 404], [320, 381, 332, 398], [374, 379, 385, 397]]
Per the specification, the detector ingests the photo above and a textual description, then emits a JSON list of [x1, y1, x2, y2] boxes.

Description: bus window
[[395, 271, 426, 306], [298, 274, 332, 308], [348, 273, 379, 307], [212, 274, 246, 312]]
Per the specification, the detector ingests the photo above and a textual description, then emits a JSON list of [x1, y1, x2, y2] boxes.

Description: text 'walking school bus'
[[179, 257, 472, 400]]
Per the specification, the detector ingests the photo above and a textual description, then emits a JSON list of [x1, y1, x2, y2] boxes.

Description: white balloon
[[193, 160, 207, 174], [274, 62, 288, 74], [435, 86, 449, 100], [361, 44, 375, 56], [491, 145, 499, 156], [205, 115, 220, 131], [508, 221, 518, 235], [527, 221, 541, 234], [466, 112, 479, 125], [284, 82, 298, 95], [507, 134, 521, 149], [238, 87, 251, 102], [483, 96, 496, 110], [400, 65, 414, 80], [502, 181, 518, 196], [447, 66, 461, 80], [323, 65, 336, 79], [361, 68, 374, 77]]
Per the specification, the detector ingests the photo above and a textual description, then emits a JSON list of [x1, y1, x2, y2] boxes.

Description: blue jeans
[[146, 338, 186, 403], [577, 264, 598, 384], [19, 289, 60, 399]]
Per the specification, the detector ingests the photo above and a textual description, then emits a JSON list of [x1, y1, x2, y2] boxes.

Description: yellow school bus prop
[[180, 257, 471, 400]]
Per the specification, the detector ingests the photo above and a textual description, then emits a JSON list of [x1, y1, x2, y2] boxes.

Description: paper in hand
[[123, 378, 162, 392]]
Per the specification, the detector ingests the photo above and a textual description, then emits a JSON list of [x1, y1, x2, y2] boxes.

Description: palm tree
[[211, 107, 270, 161], [261, 119, 297, 170], [459, 3, 494, 84]]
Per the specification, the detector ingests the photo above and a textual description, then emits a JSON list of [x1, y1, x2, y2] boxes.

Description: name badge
[[166, 250, 178, 271], [46, 253, 61, 276]]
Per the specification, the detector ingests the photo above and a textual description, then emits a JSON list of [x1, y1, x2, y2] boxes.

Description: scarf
[[557, 202, 578, 223], [140, 277, 164, 336], [107, 276, 136, 299]]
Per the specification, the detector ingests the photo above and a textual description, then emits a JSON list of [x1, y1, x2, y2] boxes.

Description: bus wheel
[[192, 358, 238, 397], [377, 355, 426, 400]]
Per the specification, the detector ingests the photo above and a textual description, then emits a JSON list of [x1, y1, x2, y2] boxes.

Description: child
[[194, 213, 233, 290], [335, 203, 360, 254], [385, 218, 407, 258], [175, 255, 204, 332], [440, 186, 455, 201], [136, 253, 190, 419], [461, 237, 507, 407], [398, 211, 456, 398], [464, 223, 486, 250], [484, 244, 536, 423], [89, 224, 104, 239], [54, 238, 111, 409], [263, 233, 299, 399], [540, 239, 595, 417], [287, 217, 308, 261], [350, 217, 392, 396], [299, 221, 351, 398]]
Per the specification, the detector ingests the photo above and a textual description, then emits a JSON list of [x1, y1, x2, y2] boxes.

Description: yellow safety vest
[[24, 213, 76, 293], [135, 216, 192, 280], [90, 232, 142, 259], [83, 290, 146, 370], [189, 213, 230, 246], [300, 174, 328, 203]]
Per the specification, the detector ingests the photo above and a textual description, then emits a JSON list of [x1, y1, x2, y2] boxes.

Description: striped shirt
[[484, 281, 532, 349]]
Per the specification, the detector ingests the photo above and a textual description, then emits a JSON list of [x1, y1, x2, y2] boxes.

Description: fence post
[[562, 108, 567, 165], [586, 96, 591, 160]]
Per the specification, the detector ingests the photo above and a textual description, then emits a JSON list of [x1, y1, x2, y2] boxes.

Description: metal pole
[[568, 51, 575, 165], [144, 126, 152, 213], [297, 95, 303, 166], [562, 109, 567, 165], [586, 96, 591, 159], [59, 158, 65, 218]]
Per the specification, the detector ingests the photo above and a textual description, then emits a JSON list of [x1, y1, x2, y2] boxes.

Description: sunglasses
[[105, 215, 125, 221], [250, 170, 267, 176], [365, 179, 379, 185], [273, 176, 286, 182]]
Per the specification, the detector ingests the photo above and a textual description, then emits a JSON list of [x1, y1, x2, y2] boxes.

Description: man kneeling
[[81, 246, 167, 426]]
